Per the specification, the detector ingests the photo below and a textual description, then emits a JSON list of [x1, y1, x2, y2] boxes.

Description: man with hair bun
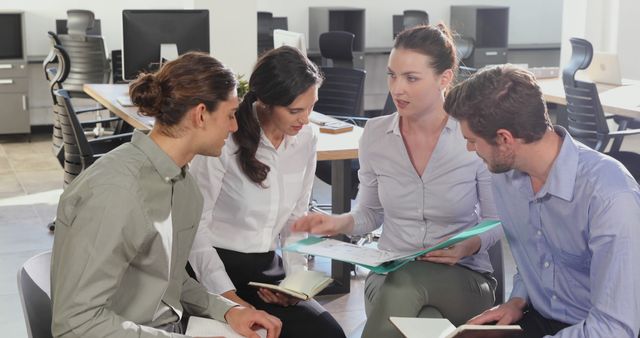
[[50, 52, 282, 338]]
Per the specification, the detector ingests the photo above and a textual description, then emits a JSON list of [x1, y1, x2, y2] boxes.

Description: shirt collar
[[505, 126, 578, 201], [131, 130, 185, 183], [540, 126, 578, 201], [386, 112, 457, 136]]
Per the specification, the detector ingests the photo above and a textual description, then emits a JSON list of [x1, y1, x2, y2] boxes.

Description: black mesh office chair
[[563, 38, 640, 183], [50, 45, 131, 188], [402, 10, 429, 29], [17, 251, 53, 338], [319, 31, 355, 68], [257, 12, 274, 56], [314, 67, 366, 202], [563, 38, 640, 152]]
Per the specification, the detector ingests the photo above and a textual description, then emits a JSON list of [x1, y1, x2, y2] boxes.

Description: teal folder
[[284, 220, 501, 274]]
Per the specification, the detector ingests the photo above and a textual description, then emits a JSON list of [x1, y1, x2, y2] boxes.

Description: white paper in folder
[[185, 316, 267, 338]]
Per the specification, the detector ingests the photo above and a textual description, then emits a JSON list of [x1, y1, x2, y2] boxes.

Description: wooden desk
[[538, 77, 640, 119], [84, 83, 361, 294]]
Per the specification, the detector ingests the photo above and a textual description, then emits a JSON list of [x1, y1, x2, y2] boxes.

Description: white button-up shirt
[[189, 124, 317, 294]]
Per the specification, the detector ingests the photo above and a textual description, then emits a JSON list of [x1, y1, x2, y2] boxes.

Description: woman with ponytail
[[292, 25, 502, 338], [188, 46, 345, 338]]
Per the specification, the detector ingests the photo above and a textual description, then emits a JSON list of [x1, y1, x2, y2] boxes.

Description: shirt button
[[537, 230, 542, 236], [543, 261, 550, 268], [164, 177, 171, 182], [552, 294, 557, 300]]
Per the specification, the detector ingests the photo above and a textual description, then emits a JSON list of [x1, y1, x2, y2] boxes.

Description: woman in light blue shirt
[[294, 25, 502, 338]]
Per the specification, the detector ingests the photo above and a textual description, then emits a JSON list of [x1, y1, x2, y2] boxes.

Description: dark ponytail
[[233, 46, 323, 185], [233, 90, 269, 184]]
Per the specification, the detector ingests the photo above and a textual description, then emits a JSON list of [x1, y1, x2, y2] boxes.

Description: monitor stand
[[160, 43, 179, 66]]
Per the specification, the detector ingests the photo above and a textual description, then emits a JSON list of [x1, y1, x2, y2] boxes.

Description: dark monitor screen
[[0, 13, 24, 60], [122, 10, 209, 81], [56, 19, 102, 35]]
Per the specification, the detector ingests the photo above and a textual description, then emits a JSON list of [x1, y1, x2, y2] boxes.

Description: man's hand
[[467, 298, 527, 325], [221, 290, 255, 309], [291, 213, 353, 235], [257, 288, 300, 307], [224, 306, 282, 338], [418, 236, 481, 265]]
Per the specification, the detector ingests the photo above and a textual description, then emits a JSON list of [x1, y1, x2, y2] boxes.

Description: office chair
[[314, 67, 366, 205], [257, 12, 274, 56], [319, 31, 356, 68], [402, 10, 429, 29], [273, 16, 288, 30], [17, 251, 53, 338], [562, 38, 640, 153]]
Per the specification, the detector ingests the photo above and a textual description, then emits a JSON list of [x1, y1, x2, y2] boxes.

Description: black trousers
[[215, 248, 346, 338], [517, 307, 571, 338]]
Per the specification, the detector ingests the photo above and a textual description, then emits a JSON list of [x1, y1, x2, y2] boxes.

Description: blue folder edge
[[285, 220, 502, 274]]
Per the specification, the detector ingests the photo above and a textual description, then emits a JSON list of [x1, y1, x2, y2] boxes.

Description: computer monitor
[[122, 9, 209, 81], [273, 29, 306, 57], [0, 13, 25, 60]]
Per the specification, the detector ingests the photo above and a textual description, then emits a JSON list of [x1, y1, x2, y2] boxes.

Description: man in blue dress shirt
[[444, 65, 640, 338]]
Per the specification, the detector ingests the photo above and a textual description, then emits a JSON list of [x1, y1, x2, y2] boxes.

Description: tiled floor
[[2, 128, 638, 338]]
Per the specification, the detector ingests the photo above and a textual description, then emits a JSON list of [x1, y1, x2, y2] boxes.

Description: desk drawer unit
[[0, 62, 30, 134]]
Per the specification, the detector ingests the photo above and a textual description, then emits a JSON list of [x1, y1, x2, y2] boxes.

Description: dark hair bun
[[129, 73, 163, 118]]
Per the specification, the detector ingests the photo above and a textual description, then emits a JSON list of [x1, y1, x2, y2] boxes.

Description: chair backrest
[[54, 87, 97, 186], [257, 11, 274, 55], [66, 9, 97, 36], [17, 251, 52, 338], [402, 10, 429, 29], [319, 31, 355, 68], [488, 240, 505, 305], [57, 19, 110, 96], [562, 38, 610, 152], [315, 67, 366, 117]]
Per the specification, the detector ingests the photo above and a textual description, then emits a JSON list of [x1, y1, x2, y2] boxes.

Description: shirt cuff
[[350, 211, 369, 236]]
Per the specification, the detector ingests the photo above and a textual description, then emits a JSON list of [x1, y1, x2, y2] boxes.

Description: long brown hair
[[394, 24, 458, 78], [234, 46, 322, 185]]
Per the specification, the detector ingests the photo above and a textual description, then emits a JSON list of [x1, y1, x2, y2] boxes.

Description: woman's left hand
[[257, 288, 300, 307], [417, 236, 481, 265]]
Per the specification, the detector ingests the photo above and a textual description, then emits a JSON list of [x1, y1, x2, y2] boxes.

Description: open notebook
[[390, 317, 523, 338], [185, 316, 267, 338], [249, 270, 332, 301]]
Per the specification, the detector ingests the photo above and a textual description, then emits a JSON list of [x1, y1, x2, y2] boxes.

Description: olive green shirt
[[51, 130, 237, 338]]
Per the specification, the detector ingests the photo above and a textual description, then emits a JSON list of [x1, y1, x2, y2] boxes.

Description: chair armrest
[[608, 128, 640, 137], [75, 105, 106, 114]]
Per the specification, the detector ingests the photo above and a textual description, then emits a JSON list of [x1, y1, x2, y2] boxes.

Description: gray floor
[[2, 129, 638, 337]]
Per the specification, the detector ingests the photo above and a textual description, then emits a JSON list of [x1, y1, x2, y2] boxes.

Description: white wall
[[257, 0, 563, 48], [560, 0, 640, 80], [1, 0, 257, 75]]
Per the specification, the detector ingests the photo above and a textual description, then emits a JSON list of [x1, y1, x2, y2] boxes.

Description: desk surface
[[84, 84, 363, 161], [538, 77, 640, 119]]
